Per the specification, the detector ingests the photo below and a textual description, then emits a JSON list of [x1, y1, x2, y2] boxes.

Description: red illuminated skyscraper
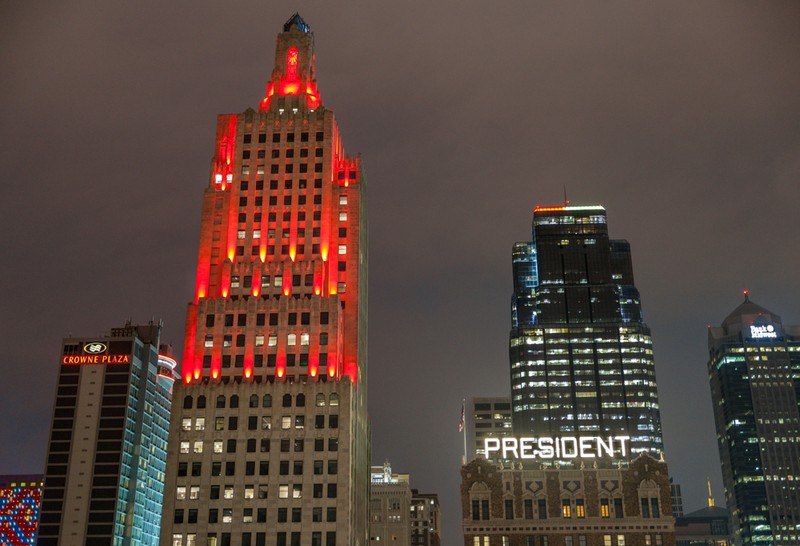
[[161, 14, 370, 546]]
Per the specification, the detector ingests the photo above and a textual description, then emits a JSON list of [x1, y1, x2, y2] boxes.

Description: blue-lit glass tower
[[38, 322, 178, 545], [708, 295, 800, 546], [509, 205, 664, 464]]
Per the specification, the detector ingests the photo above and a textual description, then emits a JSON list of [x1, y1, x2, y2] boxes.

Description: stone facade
[[461, 454, 675, 546]]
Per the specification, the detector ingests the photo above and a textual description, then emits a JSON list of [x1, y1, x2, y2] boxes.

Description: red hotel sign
[[62, 354, 131, 365], [62, 342, 131, 365]]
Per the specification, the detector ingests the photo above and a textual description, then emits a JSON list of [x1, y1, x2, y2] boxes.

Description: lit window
[[195, 418, 205, 431], [256, 335, 265, 347], [338, 245, 346, 255], [176, 486, 186, 500], [300, 333, 310, 346], [223, 508, 233, 523], [253, 230, 261, 239], [173, 534, 183, 546], [282, 417, 291, 430], [279, 485, 289, 498], [274, 276, 283, 287], [237, 230, 246, 240], [182, 418, 192, 431], [244, 486, 254, 499], [617, 535, 626, 546], [562, 500, 571, 518], [224, 486, 234, 499], [214, 441, 223, 453], [288, 334, 297, 346], [231, 276, 240, 288], [190, 486, 199, 499], [339, 196, 347, 205], [193, 441, 203, 454], [180, 441, 190, 453], [268, 335, 277, 347], [293, 484, 302, 498], [204, 336, 213, 348], [262, 416, 272, 430]]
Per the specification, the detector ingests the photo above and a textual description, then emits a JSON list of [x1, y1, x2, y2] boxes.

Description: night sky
[[2, 2, 800, 543]]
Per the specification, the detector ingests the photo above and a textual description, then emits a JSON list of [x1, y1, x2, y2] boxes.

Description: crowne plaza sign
[[484, 435, 631, 460]]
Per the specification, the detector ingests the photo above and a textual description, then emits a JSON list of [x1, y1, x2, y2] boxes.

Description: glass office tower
[[708, 295, 800, 545], [509, 205, 664, 464], [37, 322, 177, 545]]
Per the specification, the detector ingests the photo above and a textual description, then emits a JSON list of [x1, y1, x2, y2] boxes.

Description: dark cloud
[[2, 2, 799, 542]]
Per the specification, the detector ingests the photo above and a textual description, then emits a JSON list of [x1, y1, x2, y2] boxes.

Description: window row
[[176, 482, 338, 501], [206, 311, 330, 327], [241, 147, 324, 159], [172, 530, 337, 546], [241, 132, 325, 144], [181, 414, 339, 432], [176, 458, 338, 479], [179, 437, 339, 455], [183, 392, 339, 410], [200, 353, 332, 370], [175, 505, 337, 525]]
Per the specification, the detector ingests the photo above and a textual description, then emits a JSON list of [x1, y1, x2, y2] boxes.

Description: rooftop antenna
[[707, 477, 715, 507], [563, 186, 570, 206]]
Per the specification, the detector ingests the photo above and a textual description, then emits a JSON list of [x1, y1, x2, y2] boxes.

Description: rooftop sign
[[484, 435, 631, 461]]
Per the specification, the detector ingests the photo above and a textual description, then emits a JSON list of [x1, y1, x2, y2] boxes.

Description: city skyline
[[2, 4, 800, 544]]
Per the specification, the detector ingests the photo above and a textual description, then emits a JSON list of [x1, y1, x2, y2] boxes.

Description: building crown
[[260, 13, 321, 112]]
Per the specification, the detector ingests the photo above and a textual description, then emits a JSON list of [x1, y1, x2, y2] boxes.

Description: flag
[[458, 400, 465, 432]]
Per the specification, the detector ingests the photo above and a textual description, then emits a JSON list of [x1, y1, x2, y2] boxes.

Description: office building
[[461, 453, 675, 546], [707, 294, 800, 545], [675, 507, 731, 546], [509, 205, 664, 464], [411, 491, 441, 546], [37, 322, 177, 545], [670, 479, 684, 518], [161, 13, 370, 546], [467, 397, 513, 462], [0, 475, 43, 546], [370, 462, 412, 545], [674, 482, 730, 546]]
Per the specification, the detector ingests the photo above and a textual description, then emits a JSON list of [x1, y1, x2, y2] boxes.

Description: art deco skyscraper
[[509, 205, 663, 463], [707, 295, 800, 546], [161, 14, 370, 546]]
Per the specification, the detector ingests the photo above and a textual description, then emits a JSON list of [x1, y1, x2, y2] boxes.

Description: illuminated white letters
[[482, 435, 631, 461], [750, 324, 777, 339]]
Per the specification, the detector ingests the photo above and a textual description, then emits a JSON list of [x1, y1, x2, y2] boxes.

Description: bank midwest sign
[[484, 435, 631, 460]]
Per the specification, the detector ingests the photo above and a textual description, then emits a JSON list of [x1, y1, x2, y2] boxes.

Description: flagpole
[[462, 398, 467, 465]]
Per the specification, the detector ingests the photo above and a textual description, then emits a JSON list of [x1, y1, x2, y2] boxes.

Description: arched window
[[183, 395, 193, 409], [282, 394, 292, 408], [216, 395, 226, 409], [230, 394, 239, 408], [296, 393, 306, 407], [329, 393, 339, 406], [249, 394, 259, 408], [197, 395, 206, 409], [316, 393, 326, 407], [263, 394, 272, 408]]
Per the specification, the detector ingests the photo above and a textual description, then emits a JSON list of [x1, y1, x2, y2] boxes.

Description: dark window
[[178, 462, 188, 477], [197, 395, 206, 409], [192, 462, 202, 476], [259, 461, 269, 475], [505, 499, 514, 519], [206, 314, 215, 327], [228, 417, 238, 430], [230, 395, 239, 408], [216, 395, 225, 408], [227, 439, 236, 453], [258, 133, 266, 143], [183, 396, 192, 409]]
